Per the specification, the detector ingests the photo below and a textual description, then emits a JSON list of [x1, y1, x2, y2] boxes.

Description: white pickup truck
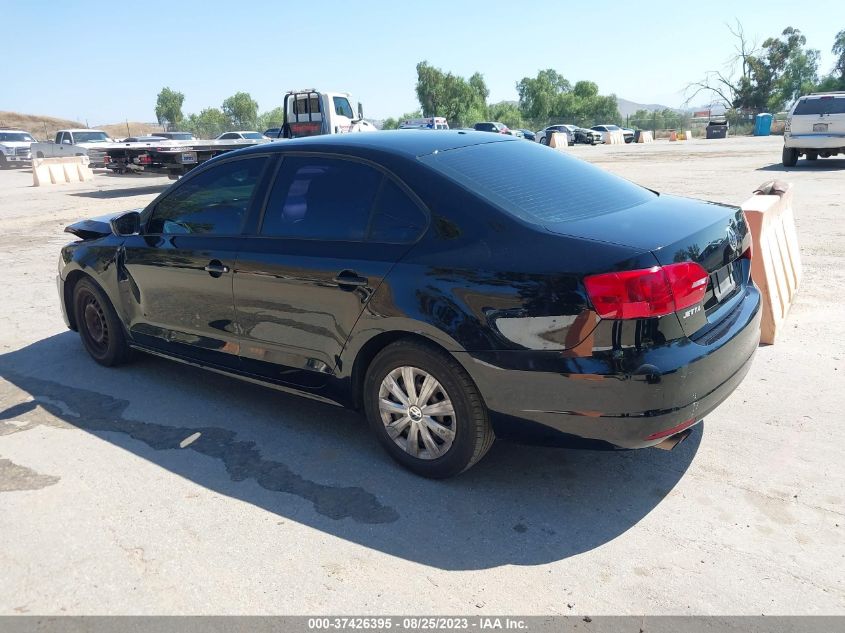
[[30, 129, 113, 167], [0, 129, 37, 168]]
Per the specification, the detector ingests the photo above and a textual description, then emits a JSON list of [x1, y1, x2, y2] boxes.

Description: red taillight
[[584, 262, 708, 320]]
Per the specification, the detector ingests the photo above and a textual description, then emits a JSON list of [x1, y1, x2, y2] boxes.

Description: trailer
[[96, 137, 270, 179]]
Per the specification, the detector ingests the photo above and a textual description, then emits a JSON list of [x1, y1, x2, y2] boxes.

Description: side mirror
[[110, 211, 141, 237], [357, 102, 364, 120]]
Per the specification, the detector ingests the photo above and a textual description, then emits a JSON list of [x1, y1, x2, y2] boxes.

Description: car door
[[119, 155, 271, 369], [233, 153, 428, 388]]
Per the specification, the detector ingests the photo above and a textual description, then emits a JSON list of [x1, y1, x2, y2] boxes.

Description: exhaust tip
[[654, 427, 693, 451]]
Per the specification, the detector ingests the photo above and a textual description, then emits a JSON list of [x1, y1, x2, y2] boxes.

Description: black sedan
[[58, 131, 760, 478]]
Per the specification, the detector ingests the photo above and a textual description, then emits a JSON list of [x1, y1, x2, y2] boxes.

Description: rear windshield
[[794, 97, 845, 115], [419, 140, 655, 225], [73, 132, 110, 143]]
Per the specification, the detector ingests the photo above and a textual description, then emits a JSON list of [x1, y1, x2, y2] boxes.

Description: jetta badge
[[726, 226, 739, 252]]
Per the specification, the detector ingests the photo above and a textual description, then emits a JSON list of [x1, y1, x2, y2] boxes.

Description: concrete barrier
[[684, 129, 692, 140], [635, 130, 654, 143], [740, 181, 802, 344], [548, 132, 569, 149], [600, 130, 626, 145], [32, 156, 93, 186]]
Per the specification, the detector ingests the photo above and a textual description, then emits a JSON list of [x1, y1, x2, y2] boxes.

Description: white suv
[[782, 91, 845, 166]]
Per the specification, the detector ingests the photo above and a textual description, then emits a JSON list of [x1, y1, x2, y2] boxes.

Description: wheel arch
[[63, 269, 93, 331], [348, 331, 459, 411]]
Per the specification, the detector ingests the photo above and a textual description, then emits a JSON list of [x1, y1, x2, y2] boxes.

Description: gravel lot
[[0, 135, 843, 615]]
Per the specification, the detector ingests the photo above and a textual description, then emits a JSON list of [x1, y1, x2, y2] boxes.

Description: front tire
[[72, 277, 132, 366], [363, 341, 494, 478], [782, 146, 799, 167]]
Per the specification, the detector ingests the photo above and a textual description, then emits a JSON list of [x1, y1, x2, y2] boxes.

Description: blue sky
[[2, 0, 842, 124]]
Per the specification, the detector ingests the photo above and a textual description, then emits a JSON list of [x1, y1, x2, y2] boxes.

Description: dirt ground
[[0, 135, 843, 615]]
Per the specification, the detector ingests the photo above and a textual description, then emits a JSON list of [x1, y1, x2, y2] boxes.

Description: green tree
[[184, 108, 229, 139], [381, 118, 399, 130], [257, 107, 285, 131], [834, 29, 845, 80], [488, 101, 523, 129], [415, 62, 489, 127], [155, 87, 185, 131], [817, 29, 845, 91], [756, 27, 819, 111], [222, 92, 259, 129], [516, 69, 571, 126]]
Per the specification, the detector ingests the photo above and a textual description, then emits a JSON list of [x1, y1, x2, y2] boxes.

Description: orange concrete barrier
[[740, 181, 802, 344], [635, 130, 654, 143], [32, 156, 93, 186], [548, 132, 569, 149], [669, 131, 678, 141]]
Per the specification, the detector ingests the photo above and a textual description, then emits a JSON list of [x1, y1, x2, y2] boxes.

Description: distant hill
[[616, 98, 676, 117], [0, 111, 163, 141]]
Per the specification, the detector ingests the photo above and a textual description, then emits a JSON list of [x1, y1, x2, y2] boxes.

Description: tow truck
[[99, 89, 375, 178]]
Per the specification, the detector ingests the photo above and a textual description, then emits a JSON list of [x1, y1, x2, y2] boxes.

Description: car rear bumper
[[784, 133, 845, 150], [457, 285, 761, 449]]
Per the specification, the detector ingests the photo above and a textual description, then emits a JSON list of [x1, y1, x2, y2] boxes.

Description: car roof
[[64, 129, 106, 133], [232, 130, 517, 160]]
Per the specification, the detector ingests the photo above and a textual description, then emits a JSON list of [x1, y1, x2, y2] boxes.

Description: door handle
[[204, 260, 230, 277], [333, 270, 368, 288]]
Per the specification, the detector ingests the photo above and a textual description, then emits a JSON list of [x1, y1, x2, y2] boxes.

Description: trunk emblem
[[726, 226, 738, 252]]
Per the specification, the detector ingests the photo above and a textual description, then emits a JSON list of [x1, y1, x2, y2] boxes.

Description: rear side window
[[369, 179, 427, 242], [261, 156, 382, 240], [419, 140, 655, 225], [794, 97, 845, 115], [148, 157, 267, 235]]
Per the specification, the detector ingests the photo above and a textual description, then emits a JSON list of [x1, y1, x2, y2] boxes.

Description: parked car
[[0, 129, 37, 168], [120, 136, 168, 143], [264, 128, 282, 138], [216, 131, 268, 140], [58, 131, 760, 478], [474, 121, 510, 134], [156, 131, 195, 141], [399, 117, 449, 130], [536, 125, 600, 146], [592, 124, 634, 143], [515, 129, 536, 141], [782, 91, 845, 166]]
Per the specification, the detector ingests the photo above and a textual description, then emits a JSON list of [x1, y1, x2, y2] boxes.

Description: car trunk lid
[[544, 194, 752, 337]]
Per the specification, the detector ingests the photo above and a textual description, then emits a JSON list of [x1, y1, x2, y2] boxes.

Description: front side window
[[148, 157, 268, 235], [261, 156, 383, 241], [333, 97, 354, 118]]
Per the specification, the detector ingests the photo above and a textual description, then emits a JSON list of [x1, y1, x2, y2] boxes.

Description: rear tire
[[540, 136, 548, 146], [72, 277, 133, 367], [782, 146, 799, 167], [363, 340, 494, 479]]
